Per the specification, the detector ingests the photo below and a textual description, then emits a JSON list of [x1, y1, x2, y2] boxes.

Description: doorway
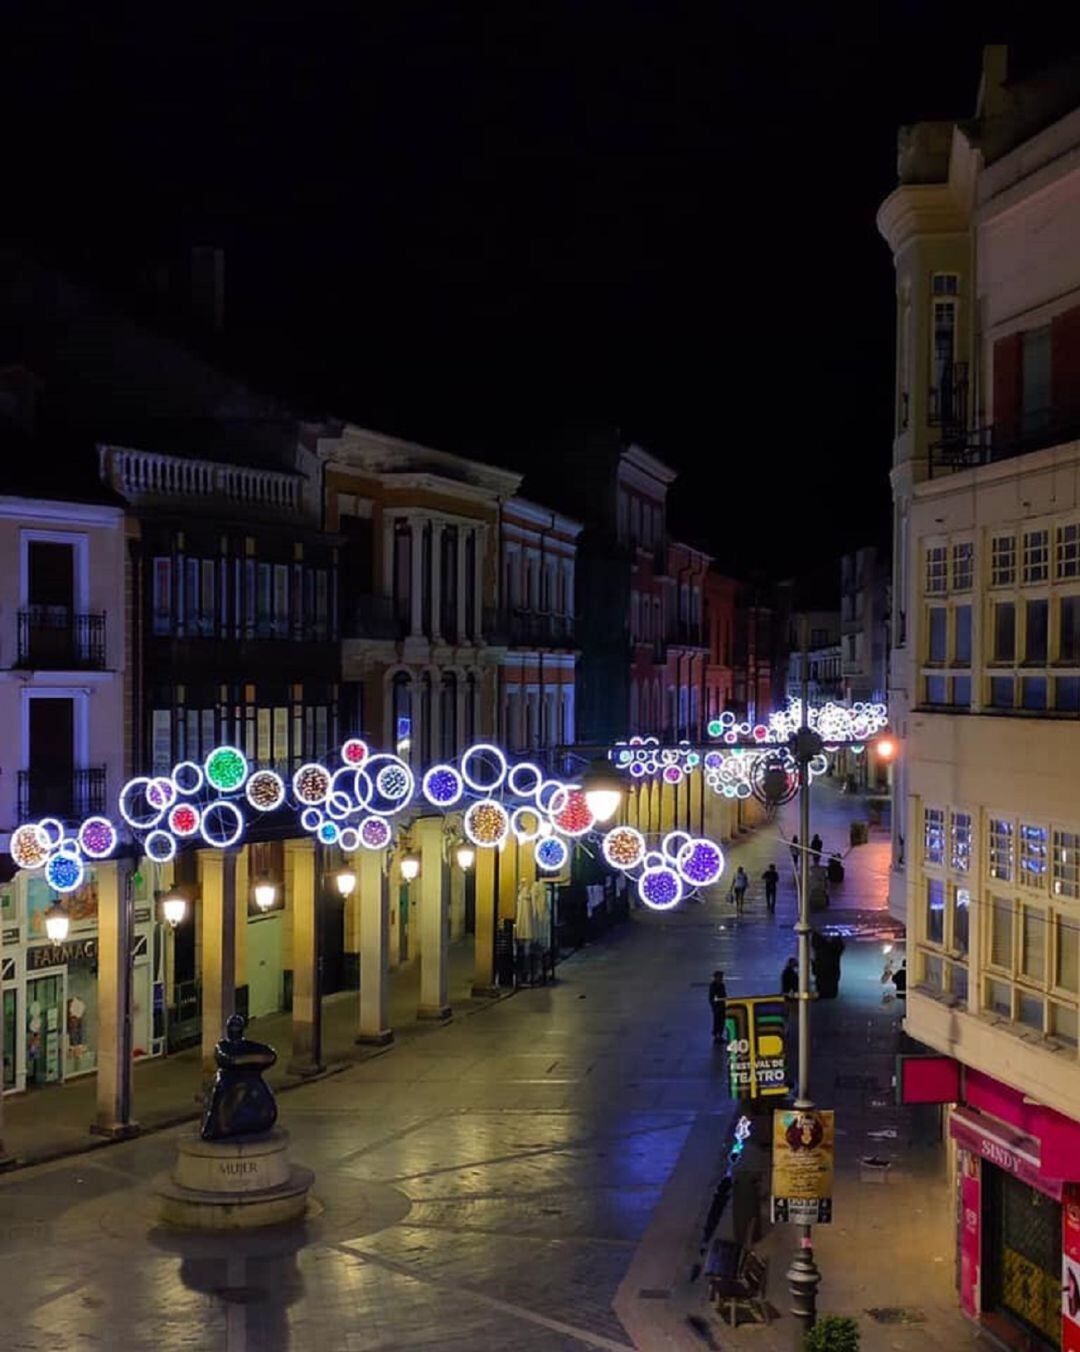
[[26, 970, 65, 1086]]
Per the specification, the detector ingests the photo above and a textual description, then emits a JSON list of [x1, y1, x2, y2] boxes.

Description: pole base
[[90, 1120, 141, 1141], [787, 1241, 821, 1333], [417, 1004, 452, 1022], [355, 1029, 394, 1046], [0, 1150, 17, 1172], [286, 1059, 326, 1078]]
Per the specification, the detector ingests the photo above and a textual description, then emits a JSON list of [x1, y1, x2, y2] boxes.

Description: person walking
[[789, 835, 800, 870], [732, 866, 749, 913], [781, 955, 798, 996], [762, 863, 780, 913], [893, 958, 907, 999], [810, 833, 823, 865], [709, 969, 728, 1043]]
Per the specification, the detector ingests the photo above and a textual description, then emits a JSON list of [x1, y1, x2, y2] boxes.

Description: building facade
[[786, 609, 843, 703], [880, 46, 1080, 1350]]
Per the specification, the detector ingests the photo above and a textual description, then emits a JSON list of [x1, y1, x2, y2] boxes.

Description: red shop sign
[[950, 1107, 1061, 1200], [1063, 1190, 1080, 1352]]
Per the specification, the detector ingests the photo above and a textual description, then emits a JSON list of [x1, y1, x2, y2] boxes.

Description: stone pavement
[[0, 783, 975, 1349]]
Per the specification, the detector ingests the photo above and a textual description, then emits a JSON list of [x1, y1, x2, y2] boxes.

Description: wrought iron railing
[[17, 609, 106, 669], [18, 767, 107, 821]]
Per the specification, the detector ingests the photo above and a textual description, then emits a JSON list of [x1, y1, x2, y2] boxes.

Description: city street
[[0, 786, 974, 1350]]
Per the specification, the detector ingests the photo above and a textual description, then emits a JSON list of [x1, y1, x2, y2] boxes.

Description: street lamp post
[[786, 615, 823, 1341]]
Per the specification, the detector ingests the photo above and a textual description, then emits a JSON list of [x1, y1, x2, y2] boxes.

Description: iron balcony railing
[[348, 595, 407, 641], [508, 609, 576, 647], [17, 609, 107, 669], [930, 404, 1080, 477], [18, 767, 107, 821], [928, 362, 969, 432]]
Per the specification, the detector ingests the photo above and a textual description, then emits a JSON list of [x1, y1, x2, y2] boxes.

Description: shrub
[[803, 1315, 860, 1352]]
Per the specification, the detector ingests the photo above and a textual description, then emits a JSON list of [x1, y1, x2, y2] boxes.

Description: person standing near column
[[708, 969, 727, 1044]]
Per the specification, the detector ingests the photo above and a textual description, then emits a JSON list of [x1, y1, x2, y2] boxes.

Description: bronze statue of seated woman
[[201, 1014, 279, 1140]]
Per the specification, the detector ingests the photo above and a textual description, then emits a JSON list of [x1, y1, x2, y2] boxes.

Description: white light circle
[[293, 763, 331, 805], [78, 816, 118, 860], [362, 755, 415, 816], [199, 800, 245, 849], [422, 764, 464, 808], [602, 825, 646, 872], [119, 777, 165, 829], [300, 807, 324, 833], [148, 776, 176, 811], [637, 864, 684, 911], [339, 826, 361, 853], [662, 830, 692, 863], [326, 790, 355, 821], [172, 760, 204, 795], [145, 829, 177, 863], [536, 778, 567, 813], [535, 835, 569, 873], [510, 806, 543, 843], [45, 851, 85, 895], [38, 817, 64, 848], [461, 743, 508, 793], [676, 838, 725, 888], [507, 761, 543, 799]]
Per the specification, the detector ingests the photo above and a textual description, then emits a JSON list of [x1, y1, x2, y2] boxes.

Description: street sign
[[724, 996, 788, 1099], [771, 1108, 834, 1224]]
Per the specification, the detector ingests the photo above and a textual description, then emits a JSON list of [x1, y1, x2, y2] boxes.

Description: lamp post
[[786, 614, 823, 1340], [581, 756, 624, 824]]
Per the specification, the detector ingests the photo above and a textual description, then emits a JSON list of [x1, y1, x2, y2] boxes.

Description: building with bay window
[[880, 45, 1080, 1350]]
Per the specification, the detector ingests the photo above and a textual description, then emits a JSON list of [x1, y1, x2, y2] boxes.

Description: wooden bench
[[704, 1239, 770, 1327]]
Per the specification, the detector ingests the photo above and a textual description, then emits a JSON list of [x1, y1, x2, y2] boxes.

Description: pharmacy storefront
[[1, 864, 165, 1095]]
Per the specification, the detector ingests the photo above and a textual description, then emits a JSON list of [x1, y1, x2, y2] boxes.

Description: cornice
[[876, 183, 970, 255]]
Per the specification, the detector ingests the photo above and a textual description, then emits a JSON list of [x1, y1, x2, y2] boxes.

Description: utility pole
[[786, 614, 822, 1341]]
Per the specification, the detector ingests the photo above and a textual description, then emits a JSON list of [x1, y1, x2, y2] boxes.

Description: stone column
[[473, 527, 485, 641], [498, 838, 518, 922], [92, 856, 139, 1138], [431, 519, 443, 641], [357, 848, 392, 1045], [416, 817, 451, 1019], [199, 849, 237, 1085], [286, 838, 323, 1075], [472, 845, 497, 994], [382, 511, 396, 599], [456, 528, 468, 645], [410, 518, 425, 638]]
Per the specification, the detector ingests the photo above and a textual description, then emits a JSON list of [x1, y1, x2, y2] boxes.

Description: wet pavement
[[0, 783, 975, 1349]]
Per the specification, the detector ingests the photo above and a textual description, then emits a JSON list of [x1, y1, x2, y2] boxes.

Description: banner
[[771, 1108, 834, 1224], [724, 996, 788, 1099]]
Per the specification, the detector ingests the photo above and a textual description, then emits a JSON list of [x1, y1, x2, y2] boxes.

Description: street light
[[400, 855, 420, 883], [873, 735, 897, 762], [582, 756, 623, 823], [253, 875, 277, 912], [44, 902, 69, 943], [161, 888, 188, 929], [455, 844, 475, 871], [336, 868, 357, 898]]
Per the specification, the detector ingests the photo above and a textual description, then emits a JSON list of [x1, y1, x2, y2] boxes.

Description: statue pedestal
[[158, 1129, 313, 1230]]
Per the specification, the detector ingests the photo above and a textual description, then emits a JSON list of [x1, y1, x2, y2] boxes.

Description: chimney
[[189, 246, 225, 333]]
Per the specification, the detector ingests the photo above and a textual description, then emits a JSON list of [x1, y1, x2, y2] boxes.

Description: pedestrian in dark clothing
[[790, 835, 800, 870], [709, 970, 728, 1042], [811, 931, 845, 998], [781, 956, 799, 996], [810, 833, 823, 865], [762, 864, 780, 913], [893, 959, 907, 998]]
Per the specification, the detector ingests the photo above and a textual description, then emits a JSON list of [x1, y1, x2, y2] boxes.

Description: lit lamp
[[336, 868, 357, 898], [161, 888, 188, 929], [874, 735, 898, 763], [582, 757, 624, 823], [253, 875, 277, 912], [455, 844, 475, 871], [44, 902, 69, 943], [400, 855, 421, 883]]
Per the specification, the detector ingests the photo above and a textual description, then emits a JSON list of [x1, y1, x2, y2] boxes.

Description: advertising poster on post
[[771, 1108, 834, 1224], [724, 996, 788, 1099]]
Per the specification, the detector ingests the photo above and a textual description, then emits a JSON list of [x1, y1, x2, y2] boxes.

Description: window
[[1023, 529, 1050, 584], [1021, 325, 1052, 438], [989, 818, 1014, 882], [925, 546, 947, 595], [1057, 915, 1080, 993], [926, 877, 945, 945], [954, 606, 972, 665], [931, 297, 956, 421], [932, 273, 959, 296], [151, 709, 172, 774], [1053, 830, 1080, 899], [926, 674, 948, 705], [1060, 596, 1080, 662], [152, 557, 173, 635], [990, 896, 1014, 968], [950, 812, 972, 873], [989, 676, 1014, 709], [1021, 905, 1046, 982], [1058, 524, 1080, 579], [1019, 824, 1048, 890], [923, 807, 945, 866], [1025, 599, 1049, 663], [992, 602, 1015, 662], [991, 535, 1016, 587], [952, 542, 973, 591], [927, 607, 947, 663], [256, 708, 271, 763], [952, 887, 970, 955]]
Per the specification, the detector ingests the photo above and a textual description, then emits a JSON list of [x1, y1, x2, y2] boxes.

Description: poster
[[959, 1148, 981, 1318], [771, 1108, 834, 1224], [1063, 1188, 1080, 1352], [724, 996, 789, 1099], [26, 872, 98, 936]]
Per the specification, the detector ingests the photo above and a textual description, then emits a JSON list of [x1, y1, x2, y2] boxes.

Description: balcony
[[670, 622, 706, 649], [930, 400, 1080, 478], [18, 767, 107, 821], [928, 361, 969, 432], [348, 595, 407, 642], [508, 610, 576, 648], [16, 610, 107, 669]]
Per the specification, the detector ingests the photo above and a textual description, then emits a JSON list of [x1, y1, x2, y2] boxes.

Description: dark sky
[[3, 2, 1077, 576]]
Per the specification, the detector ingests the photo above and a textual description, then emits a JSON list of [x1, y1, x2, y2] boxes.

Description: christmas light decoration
[[318, 820, 341, 845], [119, 776, 165, 829], [300, 807, 323, 833], [199, 800, 244, 849], [172, 761, 204, 795], [662, 830, 692, 862], [144, 829, 177, 864], [338, 826, 361, 853], [464, 799, 510, 848], [78, 816, 117, 859], [510, 806, 543, 842], [45, 850, 84, 894], [535, 835, 568, 872], [638, 865, 684, 911], [422, 765, 463, 808], [362, 755, 415, 815], [168, 803, 201, 838], [507, 761, 543, 799], [461, 743, 507, 793], [676, 838, 724, 888], [341, 737, 369, 766], [293, 763, 331, 805], [204, 747, 248, 794], [359, 816, 392, 850], [11, 824, 50, 871], [38, 817, 64, 847], [246, 769, 285, 812], [551, 788, 594, 838], [602, 825, 645, 871]]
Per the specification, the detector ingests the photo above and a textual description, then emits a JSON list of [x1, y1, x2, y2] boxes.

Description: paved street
[[0, 784, 977, 1350]]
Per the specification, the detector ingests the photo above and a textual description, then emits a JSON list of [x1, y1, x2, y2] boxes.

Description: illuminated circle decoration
[[325, 790, 354, 821], [602, 826, 646, 871], [677, 838, 724, 888], [300, 807, 324, 833], [359, 816, 392, 850], [200, 800, 245, 850], [461, 743, 508, 794], [38, 817, 64, 848], [537, 778, 568, 814], [423, 765, 463, 808], [362, 755, 415, 816], [148, 777, 177, 811], [172, 761, 204, 795], [510, 806, 543, 843], [119, 777, 164, 830], [46, 850, 85, 894], [662, 764, 682, 784], [204, 747, 248, 794], [535, 835, 568, 873], [662, 831, 692, 863], [643, 850, 666, 870], [638, 865, 684, 911], [464, 799, 510, 848], [168, 803, 201, 838], [11, 823, 50, 871], [341, 738, 369, 766], [79, 816, 118, 860], [318, 820, 341, 846], [293, 763, 331, 806], [376, 763, 410, 800], [246, 770, 285, 812], [144, 829, 178, 864], [707, 718, 723, 738], [58, 837, 81, 858], [507, 761, 543, 800], [338, 826, 361, 853], [551, 788, 594, 838]]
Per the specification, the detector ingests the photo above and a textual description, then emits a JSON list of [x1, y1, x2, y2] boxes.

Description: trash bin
[[849, 821, 869, 847]]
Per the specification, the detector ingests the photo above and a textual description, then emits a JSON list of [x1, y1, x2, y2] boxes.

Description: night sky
[[4, 3, 1077, 577]]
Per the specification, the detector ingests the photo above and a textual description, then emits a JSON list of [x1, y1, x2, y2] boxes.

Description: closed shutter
[[993, 333, 1023, 446]]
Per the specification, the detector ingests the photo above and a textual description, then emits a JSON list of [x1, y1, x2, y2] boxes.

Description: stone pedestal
[[158, 1129, 313, 1230]]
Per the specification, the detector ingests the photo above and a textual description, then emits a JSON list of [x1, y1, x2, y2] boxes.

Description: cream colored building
[[879, 46, 1080, 1346]]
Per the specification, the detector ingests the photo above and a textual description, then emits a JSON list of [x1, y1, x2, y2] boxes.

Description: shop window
[[1056, 676, 1080, 711], [1019, 824, 1048, 890], [989, 676, 1015, 709], [925, 546, 947, 595], [926, 674, 948, 705], [926, 877, 945, 945], [952, 886, 970, 955], [989, 820, 1014, 883], [923, 807, 945, 866], [1021, 677, 1048, 710], [1053, 829, 1080, 899], [953, 675, 972, 707], [951, 812, 973, 873], [990, 895, 1014, 968], [1025, 600, 1049, 663], [1023, 529, 1050, 584], [952, 541, 974, 591], [991, 535, 1016, 587]]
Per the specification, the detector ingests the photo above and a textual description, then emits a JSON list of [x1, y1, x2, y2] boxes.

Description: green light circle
[[206, 747, 248, 792]]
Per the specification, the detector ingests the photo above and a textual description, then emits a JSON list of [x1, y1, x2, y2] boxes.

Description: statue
[[201, 1014, 278, 1141]]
